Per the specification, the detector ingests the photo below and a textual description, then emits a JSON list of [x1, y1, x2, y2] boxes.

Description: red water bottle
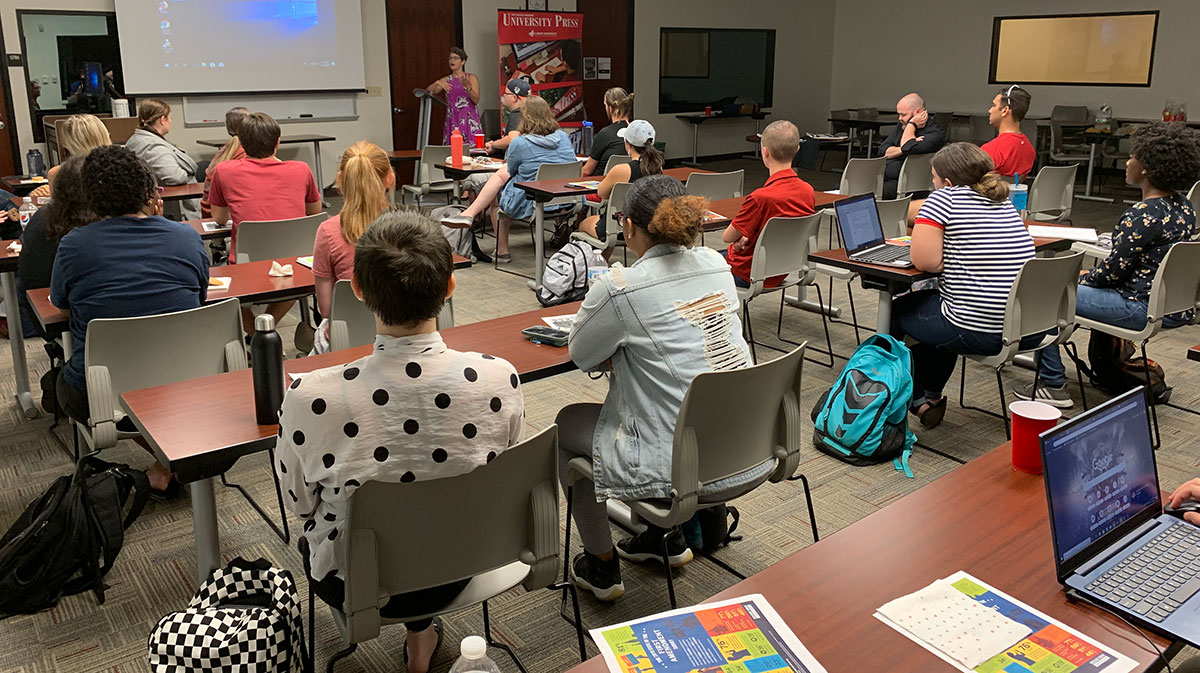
[[451, 129, 463, 168]]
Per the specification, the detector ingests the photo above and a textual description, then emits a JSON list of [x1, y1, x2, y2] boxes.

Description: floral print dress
[[1082, 193, 1197, 302], [442, 75, 483, 144]]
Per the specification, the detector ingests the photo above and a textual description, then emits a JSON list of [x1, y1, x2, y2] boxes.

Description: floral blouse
[[1082, 193, 1197, 303]]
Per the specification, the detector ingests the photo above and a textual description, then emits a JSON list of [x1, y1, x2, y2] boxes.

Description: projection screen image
[[990, 12, 1158, 86]]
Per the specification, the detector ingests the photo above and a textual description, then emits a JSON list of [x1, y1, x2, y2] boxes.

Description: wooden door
[[0, 18, 21, 177], [386, 0, 459, 154], [577, 0, 633, 131]]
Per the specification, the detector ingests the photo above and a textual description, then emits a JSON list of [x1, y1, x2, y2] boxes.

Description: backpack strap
[[892, 447, 914, 479]]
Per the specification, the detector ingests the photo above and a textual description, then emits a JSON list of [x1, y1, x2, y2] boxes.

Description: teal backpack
[[810, 334, 916, 477]]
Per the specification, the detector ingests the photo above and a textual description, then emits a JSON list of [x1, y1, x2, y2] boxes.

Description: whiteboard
[[181, 93, 358, 127]]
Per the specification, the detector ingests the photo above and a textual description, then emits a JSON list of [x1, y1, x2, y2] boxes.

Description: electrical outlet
[[41, 76, 49, 84], [51, 76, 58, 84], [364, 86, 382, 97]]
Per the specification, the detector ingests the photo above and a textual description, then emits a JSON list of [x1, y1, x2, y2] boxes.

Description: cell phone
[[521, 326, 569, 347]]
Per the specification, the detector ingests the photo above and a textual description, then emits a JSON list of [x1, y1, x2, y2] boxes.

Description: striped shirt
[[915, 186, 1034, 332]]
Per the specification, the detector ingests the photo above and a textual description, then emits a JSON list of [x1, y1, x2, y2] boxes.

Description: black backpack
[[1079, 332, 1171, 404], [0, 455, 149, 616]]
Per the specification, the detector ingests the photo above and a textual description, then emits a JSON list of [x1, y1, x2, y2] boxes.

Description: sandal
[[401, 616, 443, 668], [913, 397, 947, 429], [150, 477, 183, 501]]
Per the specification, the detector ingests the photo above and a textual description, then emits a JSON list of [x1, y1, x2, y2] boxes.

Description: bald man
[[878, 93, 946, 199]]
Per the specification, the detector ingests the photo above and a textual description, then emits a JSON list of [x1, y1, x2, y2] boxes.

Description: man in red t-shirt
[[981, 85, 1036, 181], [210, 112, 322, 334], [721, 120, 815, 288]]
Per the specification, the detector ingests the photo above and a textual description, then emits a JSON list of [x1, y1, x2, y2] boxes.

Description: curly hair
[[82, 145, 157, 218], [624, 174, 709, 247], [44, 156, 96, 242], [1131, 122, 1200, 194]]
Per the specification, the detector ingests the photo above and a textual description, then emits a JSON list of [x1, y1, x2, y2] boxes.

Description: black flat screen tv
[[659, 28, 775, 114]]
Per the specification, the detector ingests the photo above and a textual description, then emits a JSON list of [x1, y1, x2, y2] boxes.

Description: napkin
[[6, 241, 22, 253], [269, 261, 293, 277]]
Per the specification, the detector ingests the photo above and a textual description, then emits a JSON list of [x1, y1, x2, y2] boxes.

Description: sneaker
[[570, 552, 624, 601], [1014, 381, 1074, 408], [494, 252, 512, 264], [440, 213, 474, 228], [616, 527, 694, 567]]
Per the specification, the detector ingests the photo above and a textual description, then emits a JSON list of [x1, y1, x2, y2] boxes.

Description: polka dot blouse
[[274, 332, 525, 582]]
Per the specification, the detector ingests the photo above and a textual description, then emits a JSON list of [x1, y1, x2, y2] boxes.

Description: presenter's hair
[[82, 145, 157, 217], [239, 112, 282, 158], [516, 96, 560, 136], [604, 88, 634, 119], [450, 47, 468, 62], [1131, 122, 1200, 193], [59, 114, 111, 160], [336, 141, 393, 245], [624, 175, 708, 247], [931, 142, 1008, 202], [353, 210, 453, 327], [137, 99, 171, 133], [997, 86, 1031, 122], [761, 120, 800, 163]]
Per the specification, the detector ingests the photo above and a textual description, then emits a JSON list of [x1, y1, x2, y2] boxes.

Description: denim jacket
[[568, 244, 753, 500]]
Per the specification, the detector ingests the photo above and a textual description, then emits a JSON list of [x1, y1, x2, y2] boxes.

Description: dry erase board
[[181, 93, 358, 126]]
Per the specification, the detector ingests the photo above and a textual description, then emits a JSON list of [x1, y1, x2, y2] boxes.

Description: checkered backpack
[[148, 557, 305, 673]]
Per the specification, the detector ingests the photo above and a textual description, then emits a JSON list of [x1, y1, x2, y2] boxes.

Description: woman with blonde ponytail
[[582, 87, 636, 176], [311, 141, 394, 351], [890, 142, 1036, 430]]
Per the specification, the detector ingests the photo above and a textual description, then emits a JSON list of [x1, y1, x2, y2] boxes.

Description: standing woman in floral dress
[[426, 47, 483, 143]]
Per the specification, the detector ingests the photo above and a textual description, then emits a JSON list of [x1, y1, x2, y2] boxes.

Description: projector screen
[[114, 0, 366, 95], [990, 12, 1158, 86]]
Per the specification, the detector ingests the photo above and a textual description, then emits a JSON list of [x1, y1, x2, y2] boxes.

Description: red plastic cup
[[705, 106, 712, 117], [1009, 400, 1061, 474], [475, 133, 485, 149]]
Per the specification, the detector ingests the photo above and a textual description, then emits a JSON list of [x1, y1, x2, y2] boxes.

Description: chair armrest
[[330, 320, 349, 353], [563, 456, 593, 488], [669, 427, 701, 526], [521, 480, 560, 591], [224, 340, 248, 371], [85, 365, 118, 450], [343, 529, 383, 643]]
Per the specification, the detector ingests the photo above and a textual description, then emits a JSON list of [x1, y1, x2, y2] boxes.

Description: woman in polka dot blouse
[[274, 211, 524, 671]]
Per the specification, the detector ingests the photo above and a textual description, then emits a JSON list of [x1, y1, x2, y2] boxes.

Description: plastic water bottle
[[18, 200, 37, 230], [251, 314, 285, 425], [448, 636, 502, 673], [581, 121, 594, 157], [451, 129, 464, 169], [26, 149, 45, 177]]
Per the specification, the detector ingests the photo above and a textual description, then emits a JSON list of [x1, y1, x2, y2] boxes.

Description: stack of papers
[[1026, 225, 1098, 243], [566, 180, 602, 190]]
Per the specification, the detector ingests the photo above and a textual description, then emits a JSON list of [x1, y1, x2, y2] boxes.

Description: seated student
[[124, 99, 201, 221], [29, 114, 111, 199], [1018, 123, 1200, 408], [879, 93, 946, 199], [557, 175, 751, 601], [890, 143, 1034, 429], [52, 146, 208, 493], [720, 120, 815, 288], [440, 96, 575, 263], [200, 106, 250, 218], [582, 88, 634, 177], [311, 141, 394, 352], [209, 112, 322, 333], [982, 85, 1035, 181], [454, 78, 529, 210], [275, 210, 524, 673], [576, 119, 662, 245]]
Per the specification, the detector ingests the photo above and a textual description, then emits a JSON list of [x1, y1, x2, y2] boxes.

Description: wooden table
[[119, 301, 582, 579], [1, 175, 47, 196], [199, 134, 337, 199], [1, 239, 36, 418], [387, 149, 423, 164], [160, 183, 205, 202], [674, 111, 770, 167], [566, 443, 1176, 673]]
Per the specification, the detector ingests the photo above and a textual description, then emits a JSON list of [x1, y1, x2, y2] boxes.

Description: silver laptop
[[833, 193, 912, 267]]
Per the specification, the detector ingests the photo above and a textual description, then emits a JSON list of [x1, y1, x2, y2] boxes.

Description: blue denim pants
[[1037, 285, 1148, 387]]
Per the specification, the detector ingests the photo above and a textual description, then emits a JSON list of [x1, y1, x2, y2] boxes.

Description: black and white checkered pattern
[[148, 560, 304, 673]]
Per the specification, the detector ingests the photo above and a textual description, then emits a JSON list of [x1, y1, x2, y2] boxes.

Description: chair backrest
[[874, 196, 912, 239], [604, 181, 632, 246], [417, 144, 452, 186], [932, 112, 954, 135], [1027, 164, 1078, 222], [481, 109, 501, 139], [1050, 105, 1090, 123], [839, 156, 885, 197], [997, 252, 1084, 360], [969, 115, 994, 144], [895, 153, 934, 195], [535, 160, 585, 208], [341, 426, 559, 634], [84, 298, 243, 396], [746, 213, 822, 296], [329, 280, 455, 351], [1147, 241, 1200, 328], [686, 170, 744, 200], [1187, 180, 1200, 214], [235, 213, 329, 264], [603, 154, 631, 175]]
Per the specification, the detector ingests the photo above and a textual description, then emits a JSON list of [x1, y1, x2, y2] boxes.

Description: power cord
[[1065, 588, 1172, 672]]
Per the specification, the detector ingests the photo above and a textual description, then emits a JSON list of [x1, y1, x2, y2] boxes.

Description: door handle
[[393, 108, 405, 114]]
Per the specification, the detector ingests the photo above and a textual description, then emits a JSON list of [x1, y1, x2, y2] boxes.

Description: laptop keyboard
[[1087, 521, 1200, 622], [855, 245, 910, 264]]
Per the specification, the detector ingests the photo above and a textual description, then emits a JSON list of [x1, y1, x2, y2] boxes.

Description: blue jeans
[[1037, 285, 1148, 387], [718, 248, 751, 288]]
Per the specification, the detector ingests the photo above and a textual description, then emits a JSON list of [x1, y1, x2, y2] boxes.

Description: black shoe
[[570, 552, 624, 601], [616, 527, 694, 567]]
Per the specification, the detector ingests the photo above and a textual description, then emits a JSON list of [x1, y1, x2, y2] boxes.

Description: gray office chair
[[895, 153, 935, 196], [310, 426, 586, 673], [1026, 165, 1078, 223], [481, 109, 501, 140], [875, 195, 912, 239], [603, 153, 631, 175], [328, 280, 454, 352], [1187, 180, 1199, 214], [1048, 106, 1091, 165], [1073, 242, 1200, 448], [235, 213, 329, 264], [400, 144, 455, 207], [564, 345, 813, 610], [500, 160, 585, 269], [969, 115, 995, 145], [956, 252, 1085, 438], [571, 180, 629, 253], [838, 157, 885, 197], [685, 170, 744, 200]]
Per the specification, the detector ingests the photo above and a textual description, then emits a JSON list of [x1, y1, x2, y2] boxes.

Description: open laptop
[[1041, 387, 1200, 643], [833, 193, 912, 267]]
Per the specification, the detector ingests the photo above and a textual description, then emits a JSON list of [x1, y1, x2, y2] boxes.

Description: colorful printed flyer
[[591, 594, 826, 673], [875, 571, 1138, 673]]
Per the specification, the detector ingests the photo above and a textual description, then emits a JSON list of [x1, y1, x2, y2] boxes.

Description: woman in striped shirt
[[891, 142, 1035, 428]]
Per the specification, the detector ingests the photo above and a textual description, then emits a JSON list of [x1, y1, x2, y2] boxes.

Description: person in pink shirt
[[311, 141, 395, 353], [200, 106, 249, 218], [209, 112, 323, 333]]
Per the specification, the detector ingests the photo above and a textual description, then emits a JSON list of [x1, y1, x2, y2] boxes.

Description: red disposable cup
[[705, 106, 712, 117], [1010, 400, 1061, 474], [475, 133, 485, 149]]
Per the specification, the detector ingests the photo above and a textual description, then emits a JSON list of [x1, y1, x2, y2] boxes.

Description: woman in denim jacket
[[557, 175, 753, 601]]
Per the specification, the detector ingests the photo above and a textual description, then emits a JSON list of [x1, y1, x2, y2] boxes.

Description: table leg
[[875, 289, 893, 334], [312, 141, 330, 208], [684, 122, 701, 168], [1078, 142, 1113, 203], [2, 271, 37, 419], [191, 477, 221, 581], [866, 128, 875, 158], [526, 202, 546, 292]]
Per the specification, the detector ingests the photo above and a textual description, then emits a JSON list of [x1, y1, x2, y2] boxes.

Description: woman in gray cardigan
[[124, 99, 200, 220]]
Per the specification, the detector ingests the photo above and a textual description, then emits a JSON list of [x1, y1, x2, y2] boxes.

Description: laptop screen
[[1040, 389, 1160, 577], [834, 193, 885, 253]]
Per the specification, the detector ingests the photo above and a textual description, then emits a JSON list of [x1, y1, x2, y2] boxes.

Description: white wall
[[634, 0, 837, 161], [830, 0, 1200, 121], [19, 13, 109, 110], [4, 0, 393, 188]]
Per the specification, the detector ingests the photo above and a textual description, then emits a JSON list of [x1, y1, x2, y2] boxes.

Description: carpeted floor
[[1, 159, 1198, 672]]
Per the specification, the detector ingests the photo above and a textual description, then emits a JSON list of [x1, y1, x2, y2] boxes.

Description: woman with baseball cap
[[577, 119, 663, 249]]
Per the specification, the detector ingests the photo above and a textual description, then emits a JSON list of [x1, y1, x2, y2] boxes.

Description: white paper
[[201, 220, 231, 232], [597, 57, 611, 79], [6, 241, 21, 253], [208, 277, 231, 291], [541, 315, 574, 332], [295, 256, 314, 269], [1026, 225, 1098, 243]]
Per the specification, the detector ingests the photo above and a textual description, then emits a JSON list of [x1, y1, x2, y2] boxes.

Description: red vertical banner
[[497, 10, 584, 132]]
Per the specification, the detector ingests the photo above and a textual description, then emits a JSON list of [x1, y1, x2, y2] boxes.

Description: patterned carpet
[[1, 159, 1198, 672]]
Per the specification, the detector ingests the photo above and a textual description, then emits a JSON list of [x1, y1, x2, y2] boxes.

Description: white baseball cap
[[617, 120, 655, 148]]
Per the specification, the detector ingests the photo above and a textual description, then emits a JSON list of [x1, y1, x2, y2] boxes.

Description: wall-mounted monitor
[[659, 28, 775, 114], [989, 11, 1158, 87]]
